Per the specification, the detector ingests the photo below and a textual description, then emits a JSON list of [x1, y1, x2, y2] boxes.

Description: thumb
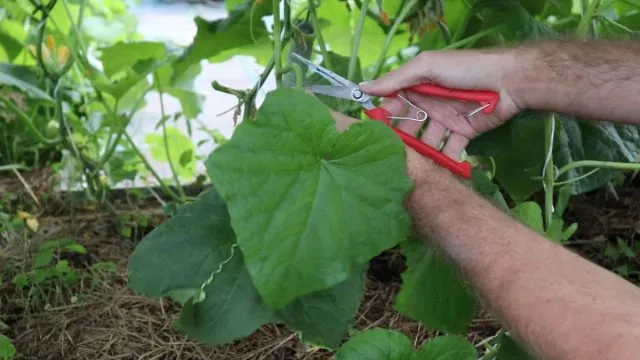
[[359, 55, 428, 96]]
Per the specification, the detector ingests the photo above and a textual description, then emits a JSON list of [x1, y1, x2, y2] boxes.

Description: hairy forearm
[[512, 39, 640, 125], [406, 152, 640, 360]]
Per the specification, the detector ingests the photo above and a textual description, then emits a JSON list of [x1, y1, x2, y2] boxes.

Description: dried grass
[[1, 193, 501, 360]]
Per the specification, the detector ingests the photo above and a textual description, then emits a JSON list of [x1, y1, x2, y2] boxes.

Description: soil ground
[[1, 171, 639, 360]]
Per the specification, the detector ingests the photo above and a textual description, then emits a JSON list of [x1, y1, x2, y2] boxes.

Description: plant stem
[[0, 93, 60, 146], [556, 160, 640, 178], [307, 0, 333, 70], [576, 0, 600, 36], [543, 114, 555, 230], [371, 0, 418, 78], [0, 164, 30, 172], [242, 33, 291, 122], [93, 86, 154, 175], [212, 81, 247, 98], [284, 0, 292, 33], [61, 0, 88, 54], [154, 73, 186, 199], [292, 63, 304, 88], [273, 0, 283, 87], [553, 168, 600, 186], [349, 0, 370, 81], [243, 56, 275, 122], [123, 132, 181, 201], [442, 26, 504, 50]]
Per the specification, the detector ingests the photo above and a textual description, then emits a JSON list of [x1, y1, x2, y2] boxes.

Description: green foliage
[[335, 328, 478, 359], [174, 0, 275, 74], [128, 187, 365, 348], [395, 238, 478, 334], [0, 335, 16, 360], [206, 88, 413, 308]]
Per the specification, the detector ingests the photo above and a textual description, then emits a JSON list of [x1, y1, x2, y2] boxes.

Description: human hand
[[359, 49, 524, 161]]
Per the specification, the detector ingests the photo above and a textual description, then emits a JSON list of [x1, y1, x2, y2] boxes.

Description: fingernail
[[359, 81, 372, 87]]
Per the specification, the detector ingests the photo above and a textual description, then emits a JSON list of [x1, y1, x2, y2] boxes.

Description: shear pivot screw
[[352, 89, 363, 100]]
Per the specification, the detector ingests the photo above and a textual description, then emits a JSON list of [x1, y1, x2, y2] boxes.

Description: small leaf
[[617, 237, 636, 259], [145, 126, 197, 181], [395, 238, 477, 333], [34, 248, 54, 268], [0, 334, 16, 360], [26, 217, 39, 232], [179, 149, 194, 168], [512, 201, 544, 234], [335, 328, 415, 360], [416, 335, 478, 359], [206, 88, 413, 309]]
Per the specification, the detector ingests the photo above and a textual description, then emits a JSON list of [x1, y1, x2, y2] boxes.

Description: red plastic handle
[[364, 108, 472, 179], [390, 84, 500, 114]]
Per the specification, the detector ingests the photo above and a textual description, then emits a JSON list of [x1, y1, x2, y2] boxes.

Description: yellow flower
[[31, 35, 71, 71]]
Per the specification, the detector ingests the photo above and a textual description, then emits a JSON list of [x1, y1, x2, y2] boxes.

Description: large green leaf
[[276, 268, 366, 347], [494, 112, 640, 201], [553, 114, 640, 195], [173, 0, 274, 76], [335, 328, 415, 360], [415, 335, 478, 359], [466, 120, 514, 157], [492, 112, 547, 202], [127, 188, 238, 299], [206, 88, 413, 309], [0, 63, 51, 101], [395, 238, 478, 334], [174, 247, 278, 345], [128, 187, 365, 347], [128, 188, 276, 345], [335, 329, 478, 360]]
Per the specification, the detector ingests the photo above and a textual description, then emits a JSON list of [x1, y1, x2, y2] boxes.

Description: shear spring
[[387, 93, 429, 122]]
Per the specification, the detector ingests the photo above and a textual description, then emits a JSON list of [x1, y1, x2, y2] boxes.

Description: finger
[[396, 117, 424, 136], [405, 94, 479, 139], [358, 54, 429, 96], [379, 97, 407, 116], [441, 133, 470, 161], [421, 120, 447, 149]]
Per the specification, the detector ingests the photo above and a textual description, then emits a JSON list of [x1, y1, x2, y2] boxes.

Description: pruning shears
[[291, 53, 500, 179]]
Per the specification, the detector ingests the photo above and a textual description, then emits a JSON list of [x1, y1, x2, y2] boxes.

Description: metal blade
[[304, 85, 357, 101], [291, 53, 354, 87]]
